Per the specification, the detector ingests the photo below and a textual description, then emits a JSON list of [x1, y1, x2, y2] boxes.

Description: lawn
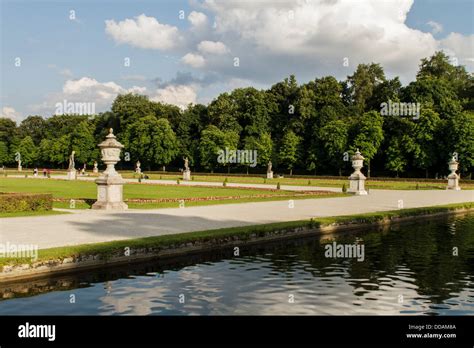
[[0, 210, 69, 218], [0, 178, 342, 210], [120, 172, 474, 190]]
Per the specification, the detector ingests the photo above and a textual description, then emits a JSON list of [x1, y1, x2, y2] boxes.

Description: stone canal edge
[[1, 203, 473, 283]]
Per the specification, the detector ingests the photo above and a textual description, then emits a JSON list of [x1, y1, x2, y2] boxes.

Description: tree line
[[1, 52, 473, 178]]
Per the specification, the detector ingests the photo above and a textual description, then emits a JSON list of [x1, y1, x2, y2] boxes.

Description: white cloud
[[188, 11, 207, 27], [105, 14, 182, 50], [31, 76, 197, 115], [151, 85, 197, 109], [1, 106, 22, 122], [200, 0, 441, 83], [31, 77, 148, 116], [198, 40, 229, 55], [181, 53, 206, 68], [427, 20, 443, 34], [439, 33, 474, 69]]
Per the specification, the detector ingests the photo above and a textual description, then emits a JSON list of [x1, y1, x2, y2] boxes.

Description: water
[[1, 214, 473, 315]]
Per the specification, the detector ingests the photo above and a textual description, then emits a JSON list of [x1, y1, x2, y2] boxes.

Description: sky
[[1, 0, 473, 122]]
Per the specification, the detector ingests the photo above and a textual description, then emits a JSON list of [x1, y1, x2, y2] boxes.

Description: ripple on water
[[1, 215, 473, 315]]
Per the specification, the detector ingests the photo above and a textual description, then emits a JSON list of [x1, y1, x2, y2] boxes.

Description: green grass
[[1, 202, 471, 269], [120, 172, 474, 190], [0, 178, 341, 210], [0, 210, 69, 218]]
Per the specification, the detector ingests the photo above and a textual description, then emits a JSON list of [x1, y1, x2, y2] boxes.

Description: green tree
[[173, 104, 207, 165], [0, 117, 17, 142], [244, 132, 273, 172], [111, 94, 155, 132], [231, 87, 270, 139], [411, 108, 441, 177], [18, 116, 46, 144], [319, 120, 349, 175], [0, 141, 9, 165], [48, 135, 70, 167], [70, 120, 97, 165], [15, 136, 38, 167], [352, 111, 384, 177], [279, 129, 301, 175], [124, 116, 179, 170], [207, 93, 241, 132], [385, 138, 408, 177], [347, 63, 386, 111], [199, 125, 239, 172], [444, 111, 474, 176]]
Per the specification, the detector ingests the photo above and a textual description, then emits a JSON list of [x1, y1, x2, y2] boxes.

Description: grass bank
[[1, 201, 472, 280]]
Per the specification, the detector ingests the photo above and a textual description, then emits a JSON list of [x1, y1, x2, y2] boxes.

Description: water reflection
[[0, 214, 473, 315]]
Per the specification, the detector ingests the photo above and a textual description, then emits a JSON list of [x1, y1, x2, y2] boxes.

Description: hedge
[[0, 193, 53, 213]]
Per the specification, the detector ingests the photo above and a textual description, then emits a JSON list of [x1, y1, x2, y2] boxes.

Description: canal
[[1, 214, 473, 315]]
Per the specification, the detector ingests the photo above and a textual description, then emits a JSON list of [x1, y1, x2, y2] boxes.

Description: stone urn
[[348, 149, 368, 195], [91, 128, 128, 210], [446, 156, 461, 190]]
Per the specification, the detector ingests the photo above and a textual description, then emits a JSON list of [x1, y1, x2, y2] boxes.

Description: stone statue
[[68, 151, 76, 170], [184, 157, 190, 171], [93, 161, 98, 173], [135, 160, 141, 174], [266, 160, 273, 179], [183, 157, 191, 180], [17, 159, 22, 172]]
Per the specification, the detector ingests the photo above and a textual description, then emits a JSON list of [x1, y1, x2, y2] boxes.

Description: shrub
[[177, 179, 180, 185], [0, 193, 53, 213], [342, 183, 347, 193], [223, 178, 228, 187], [308, 180, 311, 185], [277, 182, 281, 190]]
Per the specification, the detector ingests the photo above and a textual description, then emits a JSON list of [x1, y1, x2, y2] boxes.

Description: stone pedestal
[[447, 175, 460, 190], [67, 169, 77, 180], [91, 128, 128, 211], [183, 170, 191, 181], [18, 165, 22, 172], [92, 175, 128, 210], [348, 149, 368, 195], [267, 171, 273, 179], [348, 172, 367, 195], [93, 167, 98, 174], [446, 156, 461, 190]]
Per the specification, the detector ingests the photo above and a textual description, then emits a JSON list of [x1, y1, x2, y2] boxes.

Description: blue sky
[[1, 0, 473, 121]]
